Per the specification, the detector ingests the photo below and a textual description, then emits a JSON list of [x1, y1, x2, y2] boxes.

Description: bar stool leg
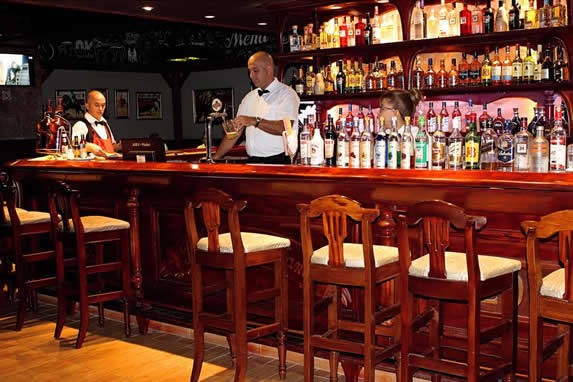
[[76, 247, 89, 349], [54, 241, 66, 340], [277, 253, 287, 379], [15, 236, 25, 331], [233, 267, 247, 382]]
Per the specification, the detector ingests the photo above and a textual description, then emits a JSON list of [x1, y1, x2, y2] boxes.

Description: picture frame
[[193, 88, 234, 124], [115, 89, 129, 119], [54, 89, 86, 121], [136, 92, 162, 120]]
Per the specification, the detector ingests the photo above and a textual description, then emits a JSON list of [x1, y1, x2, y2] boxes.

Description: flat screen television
[[121, 138, 166, 162], [0, 53, 33, 86]]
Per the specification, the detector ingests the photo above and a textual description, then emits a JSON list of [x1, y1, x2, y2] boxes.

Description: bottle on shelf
[[508, 0, 522, 30], [524, 0, 538, 29], [528, 106, 541, 135], [440, 101, 450, 135], [355, 17, 366, 46], [388, 60, 398, 89], [493, 107, 506, 135], [438, 0, 450, 37], [554, 45, 567, 82], [471, 0, 483, 34], [335, 60, 346, 94], [60, 131, 70, 156], [448, 1, 461, 36], [523, 46, 536, 83], [431, 119, 447, 170], [299, 117, 311, 165], [425, 58, 436, 89], [481, 49, 492, 86], [347, 15, 356, 47], [413, 57, 425, 89], [465, 116, 481, 169], [494, 0, 509, 32], [531, 124, 549, 172], [550, 107, 567, 171], [483, 0, 495, 33], [289, 25, 301, 52], [449, 58, 459, 87], [36, 98, 54, 150], [387, 116, 400, 169], [305, 65, 315, 95], [534, 43, 544, 82], [336, 118, 350, 168], [401, 116, 415, 169], [469, 51, 482, 86], [541, 45, 555, 82], [360, 118, 374, 168], [492, 46, 502, 86], [294, 66, 305, 96], [319, 24, 328, 49], [437, 59, 448, 88], [459, 52, 470, 86], [552, 0, 567, 27], [349, 119, 361, 168], [480, 117, 498, 169], [365, 12, 373, 45], [501, 46, 513, 86], [374, 117, 387, 168], [427, 8, 439, 38], [512, 44, 523, 84], [538, 0, 552, 28], [497, 119, 515, 170], [339, 16, 348, 48], [372, 6, 382, 44], [415, 120, 429, 168], [514, 117, 531, 171], [79, 134, 87, 159], [452, 101, 463, 134], [324, 115, 336, 167], [510, 107, 522, 135], [448, 118, 464, 170], [479, 102, 492, 133], [427, 101, 438, 136], [314, 67, 325, 95], [460, 1, 472, 35], [464, 99, 477, 135], [345, 104, 355, 137]]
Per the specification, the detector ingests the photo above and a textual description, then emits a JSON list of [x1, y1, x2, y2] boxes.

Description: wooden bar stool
[[48, 181, 131, 348], [184, 188, 289, 382], [1, 173, 54, 330], [397, 200, 521, 382], [522, 210, 573, 382], [297, 194, 401, 382]]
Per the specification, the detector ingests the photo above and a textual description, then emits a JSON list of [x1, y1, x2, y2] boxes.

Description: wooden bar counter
[[5, 158, 573, 375]]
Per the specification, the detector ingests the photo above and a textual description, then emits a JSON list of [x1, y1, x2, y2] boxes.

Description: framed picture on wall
[[54, 89, 86, 121], [193, 88, 234, 124], [115, 89, 129, 119], [136, 92, 162, 120]]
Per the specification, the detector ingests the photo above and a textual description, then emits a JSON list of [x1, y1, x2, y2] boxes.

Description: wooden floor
[[0, 300, 348, 381]]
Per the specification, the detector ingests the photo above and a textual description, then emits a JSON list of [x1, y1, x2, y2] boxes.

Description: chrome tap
[[203, 98, 227, 163]]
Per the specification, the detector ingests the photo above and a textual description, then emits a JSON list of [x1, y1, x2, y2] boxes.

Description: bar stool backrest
[[48, 181, 83, 235], [0, 173, 20, 227], [398, 200, 487, 281], [184, 188, 247, 254]]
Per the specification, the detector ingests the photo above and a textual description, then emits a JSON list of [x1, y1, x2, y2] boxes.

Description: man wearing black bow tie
[[71, 89, 120, 157], [214, 51, 300, 164]]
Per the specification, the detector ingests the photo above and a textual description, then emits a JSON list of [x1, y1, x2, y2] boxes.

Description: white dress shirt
[[71, 113, 116, 143]]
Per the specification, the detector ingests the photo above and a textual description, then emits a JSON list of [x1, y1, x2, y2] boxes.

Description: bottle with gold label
[[481, 49, 492, 86], [465, 117, 480, 169]]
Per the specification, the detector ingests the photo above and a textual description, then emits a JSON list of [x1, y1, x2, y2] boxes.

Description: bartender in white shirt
[[71, 89, 120, 157]]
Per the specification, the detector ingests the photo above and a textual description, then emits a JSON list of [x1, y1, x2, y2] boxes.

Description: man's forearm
[[213, 134, 239, 160]]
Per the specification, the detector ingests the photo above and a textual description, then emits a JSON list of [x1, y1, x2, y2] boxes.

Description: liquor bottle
[[310, 120, 325, 166], [541, 45, 554, 82], [355, 17, 365, 46], [503, 108, 519, 136], [438, 0, 450, 37], [551, 0, 566, 26], [357, 105, 366, 131], [459, 52, 470, 86], [413, 58, 425, 89], [508, 0, 521, 29], [538, 0, 552, 28], [387, 117, 400, 169], [530, 124, 549, 172], [492, 46, 502, 85], [460, 1, 472, 35], [299, 118, 311, 165], [372, 6, 382, 44], [528, 106, 540, 135], [336, 121, 350, 167], [289, 25, 301, 52], [305, 65, 315, 95], [550, 107, 567, 171], [534, 43, 543, 82], [501, 46, 513, 86], [469, 52, 481, 87], [427, 8, 439, 39], [319, 25, 328, 49], [365, 63, 375, 91], [345, 104, 355, 137], [512, 44, 523, 84], [437, 59, 448, 88], [471, 0, 484, 34], [335, 60, 346, 94], [401, 116, 415, 169], [374, 117, 387, 168], [465, 116, 481, 169], [324, 115, 336, 167], [324, 65, 335, 94], [79, 134, 87, 159], [497, 119, 514, 170], [479, 102, 492, 133], [332, 17, 340, 48], [314, 67, 325, 95], [379, 63, 388, 89], [339, 16, 348, 48], [72, 136, 80, 158], [440, 102, 450, 135], [536, 107, 551, 139], [448, 58, 459, 87], [480, 117, 498, 169], [483, 0, 495, 33], [295, 66, 305, 96], [60, 131, 70, 156], [415, 121, 429, 168], [514, 117, 531, 171], [464, 99, 477, 135], [481, 50, 492, 86], [364, 12, 373, 45], [426, 101, 438, 136], [366, 104, 376, 132], [524, 0, 538, 29], [495, 0, 509, 32], [360, 118, 374, 168], [349, 120, 361, 168], [397, 63, 405, 89], [346, 59, 356, 94], [347, 16, 356, 47], [448, 1, 460, 36], [335, 107, 344, 132], [452, 101, 463, 134], [554, 46, 566, 82], [387, 60, 398, 89], [53, 96, 71, 153], [411, 0, 425, 39], [431, 122, 447, 170], [523, 46, 536, 83], [356, 58, 365, 92], [492, 107, 505, 135], [448, 120, 464, 170], [425, 58, 436, 89]]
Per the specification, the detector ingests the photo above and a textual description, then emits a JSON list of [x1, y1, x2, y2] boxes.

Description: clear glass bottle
[[492, 46, 502, 85], [401, 116, 415, 169], [471, 0, 484, 34], [538, 0, 552, 28], [427, 8, 439, 38], [349, 119, 361, 168], [299, 118, 311, 165], [480, 118, 498, 169], [514, 117, 531, 171], [310, 118, 325, 166], [438, 0, 450, 37], [494, 0, 509, 32], [440, 101, 450, 135], [289, 25, 301, 52], [425, 58, 436, 89], [431, 126, 447, 169], [360, 118, 373, 168], [452, 101, 463, 136], [550, 107, 567, 171], [336, 117, 350, 168], [448, 1, 461, 36], [415, 120, 429, 168], [448, 58, 459, 87], [497, 119, 515, 170], [374, 117, 387, 168], [524, 0, 538, 29], [387, 116, 400, 169], [448, 120, 464, 170], [530, 124, 549, 172]]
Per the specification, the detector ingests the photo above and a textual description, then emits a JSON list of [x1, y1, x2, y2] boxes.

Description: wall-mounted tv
[[0, 53, 33, 86]]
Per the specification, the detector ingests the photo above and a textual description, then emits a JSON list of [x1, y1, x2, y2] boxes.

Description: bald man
[[213, 51, 300, 164], [71, 89, 120, 157]]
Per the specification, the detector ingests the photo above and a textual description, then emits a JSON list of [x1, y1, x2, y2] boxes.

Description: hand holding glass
[[222, 119, 240, 139]]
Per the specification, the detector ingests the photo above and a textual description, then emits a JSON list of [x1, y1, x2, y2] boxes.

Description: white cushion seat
[[197, 232, 290, 253], [3, 206, 50, 225], [409, 251, 522, 281], [540, 268, 565, 299], [58, 216, 130, 233], [311, 243, 399, 268]]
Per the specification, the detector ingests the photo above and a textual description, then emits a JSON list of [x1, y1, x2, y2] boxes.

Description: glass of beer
[[222, 119, 239, 139]]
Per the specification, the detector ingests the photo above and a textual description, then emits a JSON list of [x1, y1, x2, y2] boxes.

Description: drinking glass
[[567, 144, 573, 171], [222, 119, 239, 139]]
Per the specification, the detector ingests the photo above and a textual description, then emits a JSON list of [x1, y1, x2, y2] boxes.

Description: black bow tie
[[258, 89, 269, 96], [95, 121, 106, 125]]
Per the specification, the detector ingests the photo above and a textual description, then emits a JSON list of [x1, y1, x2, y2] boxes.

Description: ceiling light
[[257, 22, 268, 26], [167, 56, 205, 63], [330, 5, 342, 9], [141, 5, 154, 11], [204, 15, 215, 19]]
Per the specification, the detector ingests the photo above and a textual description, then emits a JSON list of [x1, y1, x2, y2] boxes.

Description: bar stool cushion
[[540, 268, 564, 299], [409, 251, 522, 281], [2, 206, 29, 223], [197, 232, 290, 253], [312, 243, 398, 268], [3, 208, 50, 226], [58, 216, 130, 233]]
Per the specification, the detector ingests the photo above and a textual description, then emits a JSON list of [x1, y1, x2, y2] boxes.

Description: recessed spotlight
[[141, 6, 154, 11], [330, 5, 342, 9], [204, 15, 215, 19], [257, 22, 268, 26]]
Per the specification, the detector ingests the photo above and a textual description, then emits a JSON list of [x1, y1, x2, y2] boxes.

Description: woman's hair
[[379, 88, 424, 119]]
